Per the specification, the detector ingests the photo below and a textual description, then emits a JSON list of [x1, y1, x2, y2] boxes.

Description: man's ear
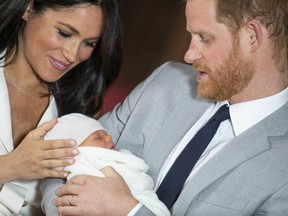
[[22, 1, 34, 21], [244, 20, 263, 53]]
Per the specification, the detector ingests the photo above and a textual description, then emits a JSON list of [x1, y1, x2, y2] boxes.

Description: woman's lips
[[49, 56, 70, 72]]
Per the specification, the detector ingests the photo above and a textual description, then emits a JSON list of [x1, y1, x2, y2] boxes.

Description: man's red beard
[[193, 36, 255, 101]]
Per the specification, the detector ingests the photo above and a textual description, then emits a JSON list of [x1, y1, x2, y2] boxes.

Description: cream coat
[[0, 63, 57, 216]]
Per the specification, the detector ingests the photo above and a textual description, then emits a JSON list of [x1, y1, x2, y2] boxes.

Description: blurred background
[[102, 0, 190, 114]]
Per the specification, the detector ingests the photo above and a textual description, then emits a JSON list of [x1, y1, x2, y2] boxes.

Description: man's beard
[[194, 36, 255, 101]]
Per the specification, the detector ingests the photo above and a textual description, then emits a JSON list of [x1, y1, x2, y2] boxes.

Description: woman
[[0, 0, 123, 215]]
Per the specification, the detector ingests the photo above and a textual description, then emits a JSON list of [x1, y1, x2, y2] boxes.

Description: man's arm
[[255, 181, 288, 215], [40, 178, 66, 216]]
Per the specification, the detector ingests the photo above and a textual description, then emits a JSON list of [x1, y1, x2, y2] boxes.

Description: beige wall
[[102, 0, 190, 113]]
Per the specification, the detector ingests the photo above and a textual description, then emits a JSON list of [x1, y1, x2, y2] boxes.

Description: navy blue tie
[[156, 105, 230, 209]]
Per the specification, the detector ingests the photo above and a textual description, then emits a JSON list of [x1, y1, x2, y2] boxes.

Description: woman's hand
[[0, 119, 79, 184], [55, 167, 139, 216]]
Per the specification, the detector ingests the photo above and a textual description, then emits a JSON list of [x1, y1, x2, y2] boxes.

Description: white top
[[0, 63, 58, 216]]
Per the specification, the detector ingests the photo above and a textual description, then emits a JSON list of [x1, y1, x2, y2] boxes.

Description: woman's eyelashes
[[85, 41, 96, 48], [58, 29, 71, 38], [58, 29, 96, 48]]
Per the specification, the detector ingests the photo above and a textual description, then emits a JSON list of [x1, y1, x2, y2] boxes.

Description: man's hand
[[55, 167, 139, 216]]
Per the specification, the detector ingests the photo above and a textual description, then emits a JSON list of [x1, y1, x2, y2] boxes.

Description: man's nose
[[184, 39, 202, 64], [184, 47, 202, 64]]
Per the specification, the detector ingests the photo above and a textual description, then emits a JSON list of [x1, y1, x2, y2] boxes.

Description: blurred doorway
[[102, 0, 190, 114]]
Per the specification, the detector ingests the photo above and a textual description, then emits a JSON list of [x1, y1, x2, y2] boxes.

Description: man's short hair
[[215, 0, 288, 73]]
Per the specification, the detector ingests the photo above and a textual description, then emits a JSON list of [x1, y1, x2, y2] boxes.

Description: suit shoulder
[[141, 61, 197, 94], [154, 61, 196, 79]]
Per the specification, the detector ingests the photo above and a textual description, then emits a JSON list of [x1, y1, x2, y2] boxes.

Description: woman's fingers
[[8, 119, 80, 180], [27, 118, 58, 139]]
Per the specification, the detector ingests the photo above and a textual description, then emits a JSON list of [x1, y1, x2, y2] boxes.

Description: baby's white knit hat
[[45, 113, 105, 146]]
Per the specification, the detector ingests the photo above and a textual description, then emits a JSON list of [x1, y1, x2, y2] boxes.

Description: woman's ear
[[245, 20, 263, 53], [22, 1, 34, 21]]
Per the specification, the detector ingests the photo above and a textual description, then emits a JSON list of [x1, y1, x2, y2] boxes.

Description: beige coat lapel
[[0, 64, 13, 154]]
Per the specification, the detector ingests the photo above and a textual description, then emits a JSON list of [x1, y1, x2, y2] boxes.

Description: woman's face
[[19, 3, 103, 82]]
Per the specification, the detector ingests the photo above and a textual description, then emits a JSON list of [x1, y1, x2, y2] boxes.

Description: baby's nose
[[103, 134, 112, 142], [103, 135, 115, 149]]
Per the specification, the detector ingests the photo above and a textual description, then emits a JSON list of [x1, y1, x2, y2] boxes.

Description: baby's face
[[80, 130, 115, 149]]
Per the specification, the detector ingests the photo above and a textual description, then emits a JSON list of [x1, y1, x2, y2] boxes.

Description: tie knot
[[212, 104, 230, 122]]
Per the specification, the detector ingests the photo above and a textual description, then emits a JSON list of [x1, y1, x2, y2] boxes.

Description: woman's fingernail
[[70, 140, 76, 146], [72, 148, 78, 155], [67, 159, 74, 164]]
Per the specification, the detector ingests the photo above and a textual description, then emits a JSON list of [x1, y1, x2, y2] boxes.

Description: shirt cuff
[[127, 203, 143, 216], [0, 183, 27, 214]]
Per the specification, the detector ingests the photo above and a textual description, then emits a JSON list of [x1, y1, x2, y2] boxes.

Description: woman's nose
[[61, 41, 79, 63]]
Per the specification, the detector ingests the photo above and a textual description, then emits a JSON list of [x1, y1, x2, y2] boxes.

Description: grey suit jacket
[[41, 62, 288, 216]]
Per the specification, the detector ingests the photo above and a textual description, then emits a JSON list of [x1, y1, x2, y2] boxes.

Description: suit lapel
[[0, 65, 13, 154], [0, 65, 57, 155], [145, 93, 212, 181], [173, 125, 270, 214], [172, 102, 288, 215]]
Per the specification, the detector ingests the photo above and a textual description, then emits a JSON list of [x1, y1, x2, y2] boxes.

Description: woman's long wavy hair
[[0, 0, 123, 117]]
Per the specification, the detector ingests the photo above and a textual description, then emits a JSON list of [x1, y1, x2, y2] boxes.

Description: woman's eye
[[85, 41, 96, 48], [58, 29, 71, 38]]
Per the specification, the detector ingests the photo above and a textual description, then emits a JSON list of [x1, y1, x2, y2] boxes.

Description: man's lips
[[197, 70, 208, 81]]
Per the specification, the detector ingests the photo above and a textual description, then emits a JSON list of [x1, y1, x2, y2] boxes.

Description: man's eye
[[200, 35, 211, 43], [58, 29, 71, 38]]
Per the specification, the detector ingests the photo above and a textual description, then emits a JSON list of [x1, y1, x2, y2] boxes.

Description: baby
[[44, 113, 170, 216]]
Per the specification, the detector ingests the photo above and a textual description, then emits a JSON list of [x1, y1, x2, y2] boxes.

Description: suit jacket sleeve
[[40, 178, 65, 216], [40, 61, 194, 216]]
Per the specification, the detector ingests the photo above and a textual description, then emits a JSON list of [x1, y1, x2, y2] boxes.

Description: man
[[41, 0, 288, 215]]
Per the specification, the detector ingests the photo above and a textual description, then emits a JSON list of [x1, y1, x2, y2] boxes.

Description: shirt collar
[[229, 87, 288, 136]]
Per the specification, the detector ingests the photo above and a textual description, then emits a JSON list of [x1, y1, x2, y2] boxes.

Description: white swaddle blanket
[[64, 147, 170, 216], [44, 113, 170, 216]]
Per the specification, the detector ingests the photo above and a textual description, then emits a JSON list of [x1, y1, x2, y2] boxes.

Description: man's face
[[184, 0, 254, 101]]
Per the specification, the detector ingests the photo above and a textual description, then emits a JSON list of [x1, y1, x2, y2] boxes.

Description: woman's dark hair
[[0, 0, 123, 117]]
